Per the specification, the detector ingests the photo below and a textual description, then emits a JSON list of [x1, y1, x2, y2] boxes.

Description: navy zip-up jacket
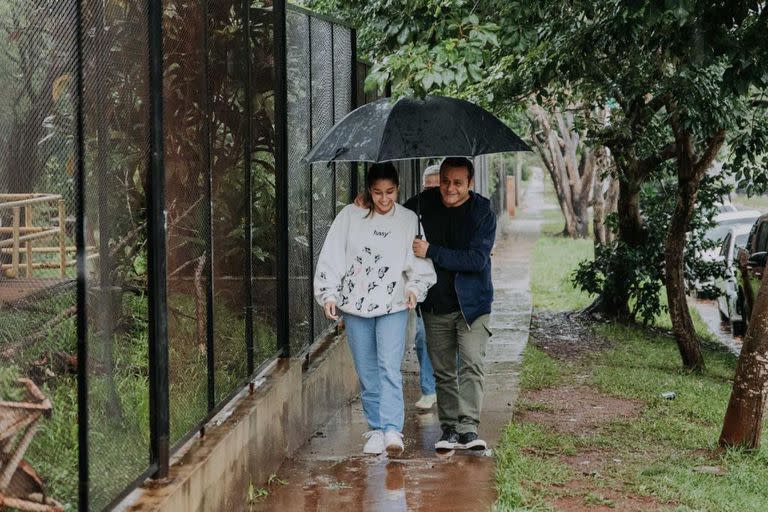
[[404, 187, 496, 326]]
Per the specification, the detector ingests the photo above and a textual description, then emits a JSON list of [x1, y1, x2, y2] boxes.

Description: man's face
[[439, 166, 472, 207], [423, 173, 440, 189]]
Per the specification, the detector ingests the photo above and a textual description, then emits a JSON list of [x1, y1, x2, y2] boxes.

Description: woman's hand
[[405, 290, 417, 309], [324, 300, 339, 320]]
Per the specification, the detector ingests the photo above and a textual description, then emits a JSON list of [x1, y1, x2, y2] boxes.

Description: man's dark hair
[[440, 157, 474, 182], [362, 162, 399, 217]]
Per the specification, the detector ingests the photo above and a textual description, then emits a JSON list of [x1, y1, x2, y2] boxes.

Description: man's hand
[[353, 193, 366, 208], [412, 238, 429, 258], [324, 300, 338, 320], [405, 290, 417, 309]]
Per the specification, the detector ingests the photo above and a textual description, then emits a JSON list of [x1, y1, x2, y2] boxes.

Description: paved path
[[254, 172, 545, 511]]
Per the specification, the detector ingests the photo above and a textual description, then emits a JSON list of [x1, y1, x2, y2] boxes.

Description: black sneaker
[[434, 427, 459, 450], [457, 432, 487, 451]]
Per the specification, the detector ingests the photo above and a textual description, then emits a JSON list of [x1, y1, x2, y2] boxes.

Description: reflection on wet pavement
[[249, 372, 499, 512]]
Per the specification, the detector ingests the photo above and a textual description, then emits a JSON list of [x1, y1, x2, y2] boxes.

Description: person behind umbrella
[[408, 157, 496, 452], [314, 162, 436, 456], [412, 164, 440, 410]]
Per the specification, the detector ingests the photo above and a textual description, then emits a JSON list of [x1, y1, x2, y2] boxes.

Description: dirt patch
[[517, 385, 642, 435], [561, 449, 616, 476], [551, 479, 673, 511], [529, 311, 612, 359]]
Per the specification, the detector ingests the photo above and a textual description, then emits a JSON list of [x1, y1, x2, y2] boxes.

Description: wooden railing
[[0, 194, 70, 278]]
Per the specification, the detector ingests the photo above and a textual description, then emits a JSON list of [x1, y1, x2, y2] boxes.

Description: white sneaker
[[384, 430, 404, 456], [362, 430, 385, 455], [414, 394, 437, 410]]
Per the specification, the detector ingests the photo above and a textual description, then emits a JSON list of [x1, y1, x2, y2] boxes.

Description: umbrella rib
[[375, 98, 399, 162]]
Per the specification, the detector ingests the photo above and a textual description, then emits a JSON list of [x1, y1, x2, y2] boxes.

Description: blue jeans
[[414, 314, 436, 395], [344, 310, 408, 432]]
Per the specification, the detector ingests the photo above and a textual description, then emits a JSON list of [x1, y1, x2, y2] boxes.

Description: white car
[[715, 223, 753, 333], [691, 210, 760, 296], [701, 210, 761, 262]]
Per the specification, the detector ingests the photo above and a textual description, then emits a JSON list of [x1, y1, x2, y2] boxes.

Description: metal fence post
[[349, 30, 358, 201], [74, 0, 89, 508], [203, 0, 216, 408], [243, 0, 255, 374], [274, 0, 290, 357], [306, 15, 315, 347], [147, 0, 170, 479]]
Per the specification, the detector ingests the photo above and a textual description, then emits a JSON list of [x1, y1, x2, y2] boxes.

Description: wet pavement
[[689, 297, 743, 356], [252, 173, 545, 511]]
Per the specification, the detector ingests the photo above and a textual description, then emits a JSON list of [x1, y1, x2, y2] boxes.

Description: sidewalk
[[253, 173, 544, 511]]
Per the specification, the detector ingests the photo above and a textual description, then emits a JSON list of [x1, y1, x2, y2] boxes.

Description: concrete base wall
[[118, 331, 358, 512]]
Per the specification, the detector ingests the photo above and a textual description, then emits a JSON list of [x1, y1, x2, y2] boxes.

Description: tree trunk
[[592, 173, 606, 247], [665, 124, 724, 371], [591, 163, 617, 248], [719, 263, 768, 449], [527, 100, 595, 239], [605, 175, 619, 244], [616, 174, 645, 246], [664, 169, 705, 371], [595, 171, 644, 320]]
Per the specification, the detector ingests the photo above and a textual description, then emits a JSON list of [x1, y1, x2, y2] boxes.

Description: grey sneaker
[[457, 432, 486, 450], [414, 393, 437, 410]]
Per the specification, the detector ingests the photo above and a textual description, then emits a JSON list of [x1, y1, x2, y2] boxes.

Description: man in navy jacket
[[407, 157, 496, 451]]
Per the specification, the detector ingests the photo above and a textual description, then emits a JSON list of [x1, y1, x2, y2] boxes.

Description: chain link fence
[[0, 1, 356, 510], [286, 5, 356, 355], [0, 2, 503, 509]]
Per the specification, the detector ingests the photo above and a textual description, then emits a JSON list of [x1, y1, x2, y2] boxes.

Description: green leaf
[[396, 26, 411, 45], [468, 63, 484, 81], [422, 72, 435, 90]]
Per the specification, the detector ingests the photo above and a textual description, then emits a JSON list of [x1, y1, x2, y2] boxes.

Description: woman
[[314, 163, 436, 456]]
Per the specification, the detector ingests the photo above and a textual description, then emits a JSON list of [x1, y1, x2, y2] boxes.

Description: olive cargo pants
[[423, 311, 491, 434]]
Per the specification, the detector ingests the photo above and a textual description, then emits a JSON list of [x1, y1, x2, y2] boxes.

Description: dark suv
[[734, 214, 768, 334]]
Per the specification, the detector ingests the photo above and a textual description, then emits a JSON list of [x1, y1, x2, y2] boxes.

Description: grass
[[494, 209, 768, 511], [530, 217, 594, 311]]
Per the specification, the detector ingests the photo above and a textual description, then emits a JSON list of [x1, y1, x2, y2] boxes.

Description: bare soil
[[517, 386, 641, 435], [529, 311, 612, 359], [552, 479, 671, 511]]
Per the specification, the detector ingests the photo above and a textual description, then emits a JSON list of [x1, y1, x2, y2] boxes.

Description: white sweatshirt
[[314, 203, 437, 318]]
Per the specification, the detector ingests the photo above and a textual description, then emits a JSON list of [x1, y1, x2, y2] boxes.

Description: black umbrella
[[304, 95, 530, 238], [304, 95, 529, 163]]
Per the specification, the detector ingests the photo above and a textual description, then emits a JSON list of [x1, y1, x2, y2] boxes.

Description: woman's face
[[369, 178, 398, 214]]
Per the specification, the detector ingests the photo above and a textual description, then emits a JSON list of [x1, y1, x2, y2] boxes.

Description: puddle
[[690, 298, 742, 355]]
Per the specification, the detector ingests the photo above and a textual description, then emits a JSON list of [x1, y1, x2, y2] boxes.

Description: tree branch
[[694, 129, 727, 175], [637, 143, 676, 178]]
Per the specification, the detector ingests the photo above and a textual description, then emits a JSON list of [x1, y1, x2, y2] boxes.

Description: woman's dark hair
[[362, 162, 399, 217]]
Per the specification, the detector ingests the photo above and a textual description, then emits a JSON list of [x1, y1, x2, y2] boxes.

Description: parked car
[[703, 210, 761, 255], [734, 213, 768, 335], [715, 224, 752, 335], [691, 210, 760, 297]]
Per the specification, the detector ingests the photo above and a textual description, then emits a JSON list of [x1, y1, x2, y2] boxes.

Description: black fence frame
[[67, 1, 359, 510]]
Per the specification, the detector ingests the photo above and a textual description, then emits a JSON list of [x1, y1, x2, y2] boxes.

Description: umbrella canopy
[[303, 95, 529, 163]]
